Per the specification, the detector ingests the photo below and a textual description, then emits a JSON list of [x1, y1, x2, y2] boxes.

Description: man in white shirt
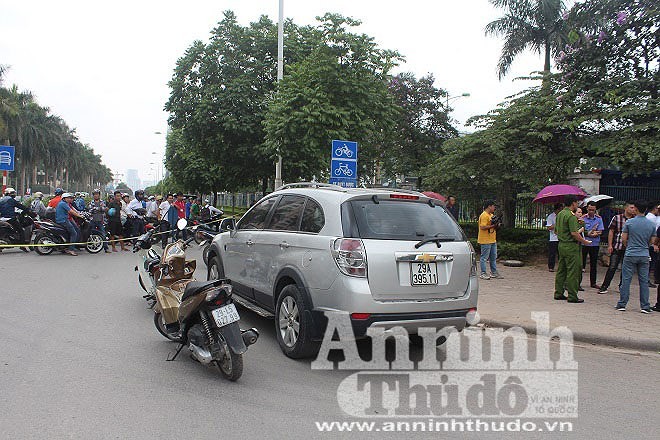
[[646, 203, 660, 287], [546, 203, 562, 272], [158, 194, 174, 247], [126, 190, 147, 240], [145, 195, 159, 221]]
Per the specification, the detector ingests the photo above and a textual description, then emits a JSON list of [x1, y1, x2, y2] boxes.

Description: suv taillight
[[332, 238, 367, 277], [468, 242, 477, 276]]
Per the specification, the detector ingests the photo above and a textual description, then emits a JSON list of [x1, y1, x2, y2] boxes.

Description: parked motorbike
[[133, 219, 258, 381], [33, 212, 105, 255], [191, 213, 223, 244], [195, 228, 217, 263], [0, 210, 35, 252]]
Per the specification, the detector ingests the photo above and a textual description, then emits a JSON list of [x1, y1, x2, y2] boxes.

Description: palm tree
[[485, 0, 568, 80]]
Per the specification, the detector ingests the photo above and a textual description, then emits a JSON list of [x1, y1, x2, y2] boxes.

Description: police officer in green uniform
[[554, 195, 592, 302]]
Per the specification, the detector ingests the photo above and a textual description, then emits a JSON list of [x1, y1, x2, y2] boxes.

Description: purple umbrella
[[533, 184, 587, 204]]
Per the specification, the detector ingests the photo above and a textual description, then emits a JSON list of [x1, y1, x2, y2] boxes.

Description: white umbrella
[[580, 194, 614, 208]]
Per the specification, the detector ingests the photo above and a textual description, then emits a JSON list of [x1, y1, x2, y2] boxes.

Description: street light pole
[[446, 92, 471, 109], [274, 0, 284, 190]]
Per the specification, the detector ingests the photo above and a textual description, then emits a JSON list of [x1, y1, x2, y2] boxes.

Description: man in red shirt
[[172, 192, 187, 239], [47, 188, 64, 208]]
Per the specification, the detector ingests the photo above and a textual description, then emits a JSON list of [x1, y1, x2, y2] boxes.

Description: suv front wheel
[[275, 284, 317, 359]]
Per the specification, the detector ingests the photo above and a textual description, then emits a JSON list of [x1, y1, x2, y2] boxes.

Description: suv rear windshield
[[346, 199, 465, 241]]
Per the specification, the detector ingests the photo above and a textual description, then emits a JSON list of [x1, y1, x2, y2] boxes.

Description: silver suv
[[205, 183, 478, 358]]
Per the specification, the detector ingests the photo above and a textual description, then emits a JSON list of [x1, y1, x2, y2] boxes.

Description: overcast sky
[[1, 0, 550, 186]]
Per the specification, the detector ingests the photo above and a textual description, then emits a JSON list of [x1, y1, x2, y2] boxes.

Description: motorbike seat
[[181, 279, 224, 302]]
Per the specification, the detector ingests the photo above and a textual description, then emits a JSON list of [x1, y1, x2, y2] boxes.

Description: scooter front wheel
[[33, 234, 55, 255], [216, 332, 243, 381], [86, 233, 104, 254]]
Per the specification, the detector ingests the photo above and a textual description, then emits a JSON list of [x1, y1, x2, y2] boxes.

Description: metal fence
[[600, 186, 660, 203], [456, 198, 551, 230], [216, 192, 264, 209]]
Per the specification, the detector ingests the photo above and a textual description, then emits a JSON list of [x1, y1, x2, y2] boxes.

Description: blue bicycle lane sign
[[0, 145, 15, 172], [330, 140, 358, 187]]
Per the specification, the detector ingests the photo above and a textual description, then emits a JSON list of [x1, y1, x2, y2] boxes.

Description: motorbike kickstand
[[167, 343, 185, 362]]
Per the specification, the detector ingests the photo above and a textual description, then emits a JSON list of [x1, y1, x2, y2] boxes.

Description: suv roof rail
[[276, 182, 347, 192], [367, 187, 426, 196]]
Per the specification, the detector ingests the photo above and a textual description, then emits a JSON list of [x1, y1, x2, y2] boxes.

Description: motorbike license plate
[[211, 304, 240, 327], [410, 262, 438, 285]]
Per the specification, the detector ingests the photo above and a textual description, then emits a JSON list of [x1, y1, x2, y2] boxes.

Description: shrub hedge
[[459, 223, 547, 261]]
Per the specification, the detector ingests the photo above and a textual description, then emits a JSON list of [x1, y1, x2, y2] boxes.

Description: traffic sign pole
[[2, 170, 7, 194]]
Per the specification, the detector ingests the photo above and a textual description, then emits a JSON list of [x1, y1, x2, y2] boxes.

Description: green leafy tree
[[115, 182, 133, 197], [164, 128, 223, 194], [262, 14, 402, 182], [556, 0, 659, 170], [166, 11, 308, 192], [383, 73, 457, 186], [424, 88, 576, 226], [486, 0, 568, 79], [0, 70, 112, 193]]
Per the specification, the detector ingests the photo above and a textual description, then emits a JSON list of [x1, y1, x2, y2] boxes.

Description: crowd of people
[[0, 187, 223, 256], [549, 196, 659, 313]]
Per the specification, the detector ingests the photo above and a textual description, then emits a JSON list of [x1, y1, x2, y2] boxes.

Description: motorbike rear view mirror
[[177, 218, 188, 231]]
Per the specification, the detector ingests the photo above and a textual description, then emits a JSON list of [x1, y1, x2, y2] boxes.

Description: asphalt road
[[1, 246, 658, 439]]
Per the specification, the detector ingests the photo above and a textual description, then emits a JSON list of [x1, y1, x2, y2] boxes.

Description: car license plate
[[211, 303, 240, 327], [410, 262, 438, 285]]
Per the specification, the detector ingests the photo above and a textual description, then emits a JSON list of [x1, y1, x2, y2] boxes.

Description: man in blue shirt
[[0, 187, 29, 219], [581, 201, 604, 289], [616, 200, 658, 313], [0, 187, 31, 252], [56, 193, 84, 256]]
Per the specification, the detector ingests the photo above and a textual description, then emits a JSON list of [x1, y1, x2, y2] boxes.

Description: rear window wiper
[[414, 234, 455, 249]]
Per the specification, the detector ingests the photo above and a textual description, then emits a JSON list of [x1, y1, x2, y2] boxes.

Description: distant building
[[126, 169, 141, 191]]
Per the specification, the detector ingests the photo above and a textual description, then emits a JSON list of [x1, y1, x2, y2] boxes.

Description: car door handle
[[246, 239, 254, 246], [279, 241, 289, 249]]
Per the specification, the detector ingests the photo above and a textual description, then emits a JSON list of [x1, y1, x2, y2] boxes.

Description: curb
[[481, 318, 660, 352]]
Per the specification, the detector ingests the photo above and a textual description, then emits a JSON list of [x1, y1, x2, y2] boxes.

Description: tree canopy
[[165, 11, 452, 192], [485, 0, 568, 79], [0, 67, 112, 193], [556, 0, 659, 170]]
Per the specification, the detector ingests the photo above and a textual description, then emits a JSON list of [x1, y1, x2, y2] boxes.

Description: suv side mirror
[[220, 217, 236, 232]]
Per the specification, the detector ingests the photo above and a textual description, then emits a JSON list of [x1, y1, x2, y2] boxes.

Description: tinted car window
[[301, 198, 325, 233], [349, 199, 464, 241], [267, 195, 306, 231], [237, 197, 278, 230]]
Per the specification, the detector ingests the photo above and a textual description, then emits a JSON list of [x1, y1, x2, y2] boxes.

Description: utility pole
[[274, 0, 284, 190]]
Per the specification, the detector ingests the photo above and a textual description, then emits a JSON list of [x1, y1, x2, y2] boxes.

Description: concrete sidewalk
[[476, 263, 660, 352]]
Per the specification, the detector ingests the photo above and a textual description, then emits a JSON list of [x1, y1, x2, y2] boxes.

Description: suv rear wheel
[[275, 284, 317, 359]]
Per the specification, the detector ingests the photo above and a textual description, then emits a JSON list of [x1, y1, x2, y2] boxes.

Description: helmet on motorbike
[[92, 189, 101, 195], [135, 190, 145, 199], [61, 192, 74, 199], [3, 187, 16, 196], [54, 188, 64, 196], [34, 191, 44, 198], [74, 192, 81, 197], [108, 207, 117, 217]]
